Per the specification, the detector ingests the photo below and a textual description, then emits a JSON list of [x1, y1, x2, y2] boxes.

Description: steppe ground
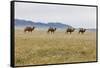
[[15, 28, 96, 66]]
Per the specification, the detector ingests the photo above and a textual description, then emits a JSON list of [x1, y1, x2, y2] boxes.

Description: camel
[[47, 27, 56, 34], [24, 26, 35, 32], [79, 28, 86, 34], [65, 27, 75, 34]]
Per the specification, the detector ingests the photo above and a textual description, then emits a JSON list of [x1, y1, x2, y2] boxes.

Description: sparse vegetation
[[15, 29, 96, 66]]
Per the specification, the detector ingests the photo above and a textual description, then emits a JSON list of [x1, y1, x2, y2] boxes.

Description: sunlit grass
[[15, 29, 96, 66]]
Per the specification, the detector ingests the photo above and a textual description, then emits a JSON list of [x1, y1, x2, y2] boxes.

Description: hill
[[15, 19, 72, 28]]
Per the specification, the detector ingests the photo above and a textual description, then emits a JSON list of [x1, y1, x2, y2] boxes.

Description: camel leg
[[49, 31, 51, 34], [47, 31, 49, 34], [82, 32, 84, 34], [65, 31, 67, 34], [80, 32, 83, 34], [31, 30, 32, 33], [50, 31, 52, 34], [51, 31, 53, 34]]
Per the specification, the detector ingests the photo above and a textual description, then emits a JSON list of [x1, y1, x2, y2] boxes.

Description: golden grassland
[[15, 29, 97, 66]]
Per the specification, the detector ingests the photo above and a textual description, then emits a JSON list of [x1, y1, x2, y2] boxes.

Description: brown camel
[[65, 27, 75, 34], [24, 26, 35, 32], [47, 27, 56, 34], [79, 28, 86, 34]]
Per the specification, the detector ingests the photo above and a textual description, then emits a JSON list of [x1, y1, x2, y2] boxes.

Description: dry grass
[[15, 29, 96, 66]]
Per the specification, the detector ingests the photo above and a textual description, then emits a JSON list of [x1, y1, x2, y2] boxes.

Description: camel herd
[[24, 26, 86, 34]]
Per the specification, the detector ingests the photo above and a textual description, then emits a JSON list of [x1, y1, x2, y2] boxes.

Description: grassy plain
[[15, 29, 96, 66]]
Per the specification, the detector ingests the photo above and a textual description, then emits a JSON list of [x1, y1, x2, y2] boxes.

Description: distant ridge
[[15, 19, 72, 28]]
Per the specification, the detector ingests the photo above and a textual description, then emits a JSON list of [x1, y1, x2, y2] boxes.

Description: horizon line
[[15, 18, 96, 29]]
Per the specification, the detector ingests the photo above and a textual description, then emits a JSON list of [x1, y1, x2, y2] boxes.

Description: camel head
[[84, 29, 86, 31], [54, 28, 56, 31], [32, 26, 35, 29], [73, 28, 75, 31]]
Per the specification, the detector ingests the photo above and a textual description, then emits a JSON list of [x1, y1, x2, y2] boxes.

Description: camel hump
[[25, 26, 35, 29], [25, 26, 32, 29], [79, 28, 86, 31], [67, 27, 75, 31]]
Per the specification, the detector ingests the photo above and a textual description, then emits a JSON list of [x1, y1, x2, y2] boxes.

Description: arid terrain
[[15, 29, 96, 66]]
